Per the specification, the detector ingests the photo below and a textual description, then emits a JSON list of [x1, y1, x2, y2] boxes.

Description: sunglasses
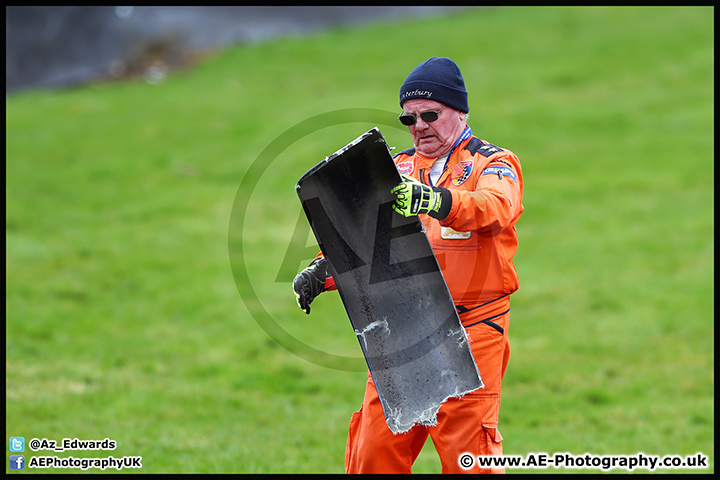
[[398, 105, 447, 126]]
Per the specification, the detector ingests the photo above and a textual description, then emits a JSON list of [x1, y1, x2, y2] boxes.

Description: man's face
[[402, 99, 467, 158]]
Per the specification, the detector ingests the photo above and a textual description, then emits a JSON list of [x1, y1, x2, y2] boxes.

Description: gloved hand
[[293, 257, 328, 314], [390, 174, 451, 219]]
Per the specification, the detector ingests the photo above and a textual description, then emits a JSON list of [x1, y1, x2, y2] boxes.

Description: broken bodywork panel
[[296, 127, 483, 434]]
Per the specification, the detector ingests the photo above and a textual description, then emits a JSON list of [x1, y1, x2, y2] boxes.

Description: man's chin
[[415, 141, 442, 157], [416, 147, 443, 158]]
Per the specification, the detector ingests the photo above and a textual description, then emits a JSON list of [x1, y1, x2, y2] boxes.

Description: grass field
[[6, 6, 713, 474]]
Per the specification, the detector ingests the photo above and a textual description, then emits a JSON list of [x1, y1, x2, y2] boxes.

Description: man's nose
[[413, 117, 430, 130]]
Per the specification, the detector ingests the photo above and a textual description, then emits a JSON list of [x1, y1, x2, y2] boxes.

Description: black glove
[[293, 257, 328, 314]]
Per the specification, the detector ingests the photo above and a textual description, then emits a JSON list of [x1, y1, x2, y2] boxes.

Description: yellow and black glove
[[391, 174, 451, 220]]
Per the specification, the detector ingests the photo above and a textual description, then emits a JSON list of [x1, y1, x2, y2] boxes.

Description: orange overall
[[326, 134, 523, 473]]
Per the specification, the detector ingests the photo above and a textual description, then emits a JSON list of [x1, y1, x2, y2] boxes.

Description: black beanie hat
[[399, 56, 469, 113]]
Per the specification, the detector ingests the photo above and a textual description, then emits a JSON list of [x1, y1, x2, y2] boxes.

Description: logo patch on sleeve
[[396, 160, 414, 176], [451, 160, 474, 186], [481, 164, 517, 183]]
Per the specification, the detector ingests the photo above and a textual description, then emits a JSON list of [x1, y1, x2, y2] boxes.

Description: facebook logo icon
[[10, 455, 25, 470]]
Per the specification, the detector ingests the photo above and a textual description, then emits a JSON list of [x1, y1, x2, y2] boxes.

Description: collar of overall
[[428, 125, 473, 185]]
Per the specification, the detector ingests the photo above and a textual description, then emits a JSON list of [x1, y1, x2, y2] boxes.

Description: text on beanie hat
[[399, 56, 469, 113]]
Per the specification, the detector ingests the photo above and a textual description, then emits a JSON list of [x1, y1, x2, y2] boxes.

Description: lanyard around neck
[[428, 125, 473, 185]]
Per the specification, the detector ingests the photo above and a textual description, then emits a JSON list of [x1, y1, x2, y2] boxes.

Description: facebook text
[[28, 455, 142, 471]]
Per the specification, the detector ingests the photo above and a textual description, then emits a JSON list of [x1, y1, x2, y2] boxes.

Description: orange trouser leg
[[430, 310, 510, 474], [345, 310, 511, 474], [345, 372, 430, 474]]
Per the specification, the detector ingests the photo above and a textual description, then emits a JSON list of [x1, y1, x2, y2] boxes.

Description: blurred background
[[6, 6, 465, 94], [6, 6, 713, 474]]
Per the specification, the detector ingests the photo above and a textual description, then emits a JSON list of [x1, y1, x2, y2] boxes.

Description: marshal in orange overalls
[[323, 134, 523, 473]]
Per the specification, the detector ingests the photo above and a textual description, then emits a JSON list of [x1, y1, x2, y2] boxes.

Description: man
[[293, 56, 523, 474]]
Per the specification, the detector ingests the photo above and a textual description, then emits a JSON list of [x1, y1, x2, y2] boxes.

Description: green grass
[[6, 6, 713, 474]]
